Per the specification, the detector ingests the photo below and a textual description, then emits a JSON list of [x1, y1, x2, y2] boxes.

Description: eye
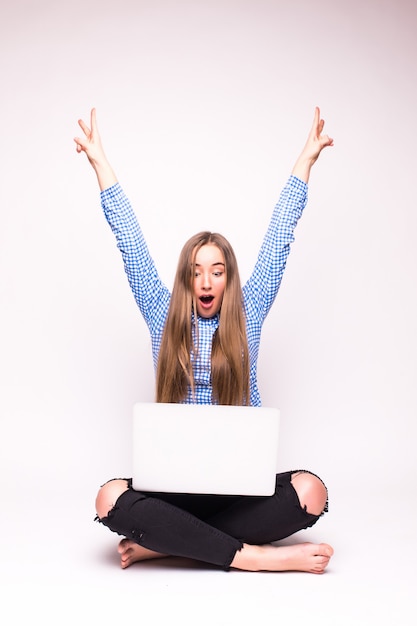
[[213, 271, 223, 277]]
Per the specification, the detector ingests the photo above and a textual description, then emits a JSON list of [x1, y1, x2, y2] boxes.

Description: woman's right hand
[[291, 107, 333, 183], [74, 108, 117, 191]]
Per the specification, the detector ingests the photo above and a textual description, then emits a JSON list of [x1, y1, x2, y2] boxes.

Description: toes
[[118, 538, 133, 554], [321, 543, 334, 556], [315, 543, 334, 558], [120, 550, 133, 569], [312, 553, 331, 573]]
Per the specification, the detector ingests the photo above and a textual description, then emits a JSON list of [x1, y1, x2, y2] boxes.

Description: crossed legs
[[95, 471, 333, 573]]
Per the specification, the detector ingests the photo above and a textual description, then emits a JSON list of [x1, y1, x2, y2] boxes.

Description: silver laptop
[[132, 402, 280, 496]]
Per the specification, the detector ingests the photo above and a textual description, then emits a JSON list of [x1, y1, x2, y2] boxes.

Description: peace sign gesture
[[74, 108, 117, 190], [292, 107, 334, 182]]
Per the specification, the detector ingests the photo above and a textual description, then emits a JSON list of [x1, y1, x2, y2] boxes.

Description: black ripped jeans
[[96, 470, 328, 570]]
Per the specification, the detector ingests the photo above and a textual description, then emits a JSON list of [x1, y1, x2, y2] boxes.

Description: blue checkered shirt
[[101, 175, 307, 406]]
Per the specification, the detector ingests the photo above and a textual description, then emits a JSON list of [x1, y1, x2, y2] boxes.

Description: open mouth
[[199, 295, 214, 305]]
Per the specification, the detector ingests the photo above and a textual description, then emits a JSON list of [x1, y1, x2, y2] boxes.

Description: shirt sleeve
[[100, 183, 170, 332], [242, 175, 308, 321]]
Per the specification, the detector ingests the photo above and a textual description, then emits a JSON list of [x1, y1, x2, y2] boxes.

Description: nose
[[201, 272, 212, 290]]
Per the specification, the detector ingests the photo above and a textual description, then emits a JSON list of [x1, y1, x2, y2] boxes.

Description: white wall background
[[1, 0, 416, 503]]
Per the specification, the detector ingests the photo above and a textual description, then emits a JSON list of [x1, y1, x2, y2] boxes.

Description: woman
[[75, 107, 334, 573]]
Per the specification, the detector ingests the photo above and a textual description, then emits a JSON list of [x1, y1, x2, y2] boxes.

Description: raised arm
[[291, 106, 333, 183], [74, 108, 117, 191], [74, 108, 170, 336], [243, 107, 333, 319]]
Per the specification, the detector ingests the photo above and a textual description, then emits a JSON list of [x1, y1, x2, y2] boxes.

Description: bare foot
[[231, 542, 334, 574], [117, 539, 168, 569]]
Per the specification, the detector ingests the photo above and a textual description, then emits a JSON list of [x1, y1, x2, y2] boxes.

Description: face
[[193, 244, 226, 318]]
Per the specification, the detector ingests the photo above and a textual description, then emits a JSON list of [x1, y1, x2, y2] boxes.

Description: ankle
[[231, 544, 263, 571]]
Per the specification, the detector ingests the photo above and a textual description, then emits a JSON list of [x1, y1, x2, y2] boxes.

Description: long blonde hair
[[156, 232, 250, 405]]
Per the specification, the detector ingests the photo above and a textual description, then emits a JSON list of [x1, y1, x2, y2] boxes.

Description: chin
[[198, 307, 219, 319]]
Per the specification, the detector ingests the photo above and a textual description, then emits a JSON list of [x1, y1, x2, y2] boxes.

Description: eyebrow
[[194, 262, 225, 268]]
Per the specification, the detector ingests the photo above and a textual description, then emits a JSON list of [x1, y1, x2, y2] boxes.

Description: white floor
[[2, 477, 415, 625]]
